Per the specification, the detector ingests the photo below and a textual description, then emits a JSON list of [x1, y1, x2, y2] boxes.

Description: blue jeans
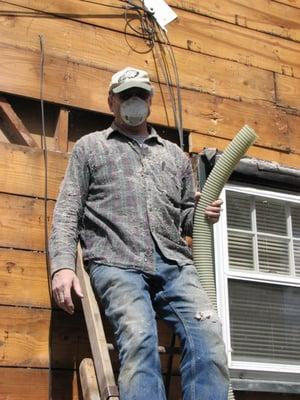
[[89, 250, 229, 400]]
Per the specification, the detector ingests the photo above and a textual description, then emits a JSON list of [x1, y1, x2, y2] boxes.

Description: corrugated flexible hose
[[192, 125, 257, 400]]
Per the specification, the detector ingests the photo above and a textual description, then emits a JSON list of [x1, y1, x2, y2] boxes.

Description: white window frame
[[214, 183, 300, 376]]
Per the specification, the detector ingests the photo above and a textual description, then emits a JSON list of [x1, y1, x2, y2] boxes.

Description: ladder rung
[[106, 343, 181, 355]]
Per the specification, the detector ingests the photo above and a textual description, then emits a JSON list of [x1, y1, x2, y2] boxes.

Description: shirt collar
[[108, 121, 164, 146]]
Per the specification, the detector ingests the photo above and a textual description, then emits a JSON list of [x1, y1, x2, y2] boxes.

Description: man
[[50, 67, 229, 400]]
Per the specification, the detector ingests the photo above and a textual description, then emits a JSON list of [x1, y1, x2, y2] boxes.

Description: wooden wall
[[0, 0, 299, 166], [0, 1, 300, 399]]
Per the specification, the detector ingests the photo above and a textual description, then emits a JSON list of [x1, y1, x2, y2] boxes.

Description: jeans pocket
[[88, 262, 107, 288]]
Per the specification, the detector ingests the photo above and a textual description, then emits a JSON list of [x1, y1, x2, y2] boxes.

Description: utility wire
[[153, 21, 184, 149], [39, 33, 52, 303], [158, 27, 184, 148], [124, 7, 155, 54], [121, 0, 184, 149], [39, 34, 53, 400]]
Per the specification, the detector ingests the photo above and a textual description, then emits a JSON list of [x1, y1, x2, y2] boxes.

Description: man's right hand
[[52, 269, 84, 314]]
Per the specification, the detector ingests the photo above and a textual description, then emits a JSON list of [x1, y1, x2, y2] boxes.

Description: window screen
[[229, 280, 300, 365]]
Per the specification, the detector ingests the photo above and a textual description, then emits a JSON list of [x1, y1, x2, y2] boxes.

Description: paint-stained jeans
[[89, 250, 229, 400]]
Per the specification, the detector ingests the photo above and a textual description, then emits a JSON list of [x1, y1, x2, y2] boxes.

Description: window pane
[[258, 236, 290, 275], [295, 240, 300, 277], [291, 206, 300, 238], [256, 199, 287, 236], [226, 191, 252, 230], [229, 280, 300, 365], [228, 231, 254, 271]]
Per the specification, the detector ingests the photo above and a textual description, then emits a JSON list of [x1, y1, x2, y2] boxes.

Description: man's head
[[109, 67, 153, 94], [108, 67, 153, 130]]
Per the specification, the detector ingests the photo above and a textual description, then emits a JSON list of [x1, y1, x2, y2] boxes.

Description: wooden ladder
[[77, 245, 119, 400]]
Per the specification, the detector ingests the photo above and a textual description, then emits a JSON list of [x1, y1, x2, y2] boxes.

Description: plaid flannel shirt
[[49, 124, 195, 276]]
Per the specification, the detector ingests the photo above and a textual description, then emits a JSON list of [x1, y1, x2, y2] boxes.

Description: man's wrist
[[51, 267, 75, 279]]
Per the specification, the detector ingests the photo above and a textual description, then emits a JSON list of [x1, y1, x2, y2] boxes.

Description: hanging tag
[[143, 0, 177, 31]]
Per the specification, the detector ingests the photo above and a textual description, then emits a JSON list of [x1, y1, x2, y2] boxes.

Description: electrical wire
[[121, 0, 184, 150], [154, 24, 184, 150], [153, 38, 182, 148], [158, 27, 184, 148], [39, 34, 53, 400], [124, 7, 155, 54]]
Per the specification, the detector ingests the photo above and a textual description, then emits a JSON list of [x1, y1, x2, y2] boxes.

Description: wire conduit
[[192, 125, 257, 400]]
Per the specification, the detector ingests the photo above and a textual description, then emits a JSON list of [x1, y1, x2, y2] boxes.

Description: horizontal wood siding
[[0, 193, 54, 250], [0, 2, 275, 102], [1, 1, 300, 398], [0, 142, 67, 199], [0, 368, 80, 400], [189, 132, 300, 169], [170, 0, 300, 42], [0, 49, 299, 163], [0, 1, 299, 166], [0, 249, 50, 307]]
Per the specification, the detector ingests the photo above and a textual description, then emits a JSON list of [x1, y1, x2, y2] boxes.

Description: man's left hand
[[195, 192, 223, 224]]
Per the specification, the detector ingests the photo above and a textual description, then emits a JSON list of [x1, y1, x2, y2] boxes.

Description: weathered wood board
[[3, 0, 300, 78], [189, 132, 300, 169], [0, 142, 67, 199], [1, 53, 299, 157], [0, 2, 276, 102], [0, 305, 179, 371], [276, 74, 300, 110], [0, 193, 54, 251], [0, 367, 80, 400], [170, 0, 300, 42], [0, 248, 50, 307]]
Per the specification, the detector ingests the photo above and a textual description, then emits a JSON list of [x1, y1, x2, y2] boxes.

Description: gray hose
[[192, 125, 257, 400]]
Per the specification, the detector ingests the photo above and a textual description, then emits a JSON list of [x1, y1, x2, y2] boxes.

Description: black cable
[[123, 1, 184, 149], [39, 33, 52, 308], [159, 27, 184, 149], [124, 5, 155, 54], [156, 25, 183, 148], [152, 25, 184, 150], [119, 0, 184, 151], [39, 34, 53, 400]]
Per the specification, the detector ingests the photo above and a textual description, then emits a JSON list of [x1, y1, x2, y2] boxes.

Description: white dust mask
[[120, 96, 149, 127]]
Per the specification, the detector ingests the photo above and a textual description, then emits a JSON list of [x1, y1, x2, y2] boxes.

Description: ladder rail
[[76, 245, 119, 400]]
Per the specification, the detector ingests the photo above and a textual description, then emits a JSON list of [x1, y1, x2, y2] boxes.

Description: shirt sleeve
[[180, 155, 196, 237], [49, 140, 90, 276]]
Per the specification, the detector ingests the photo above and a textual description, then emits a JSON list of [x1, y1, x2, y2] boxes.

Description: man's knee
[[119, 317, 158, 353], [195, 317, 229, 379]]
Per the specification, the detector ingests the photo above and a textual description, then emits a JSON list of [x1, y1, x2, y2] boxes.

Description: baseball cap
[[109, 67, 153, 93]]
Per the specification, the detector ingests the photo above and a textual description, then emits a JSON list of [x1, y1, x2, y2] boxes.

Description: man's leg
[[89, 263, 166, 400], [152, 254, 230, 400]]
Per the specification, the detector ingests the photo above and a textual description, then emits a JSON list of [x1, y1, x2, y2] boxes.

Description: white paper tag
[[143, 0, 177, 30]]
